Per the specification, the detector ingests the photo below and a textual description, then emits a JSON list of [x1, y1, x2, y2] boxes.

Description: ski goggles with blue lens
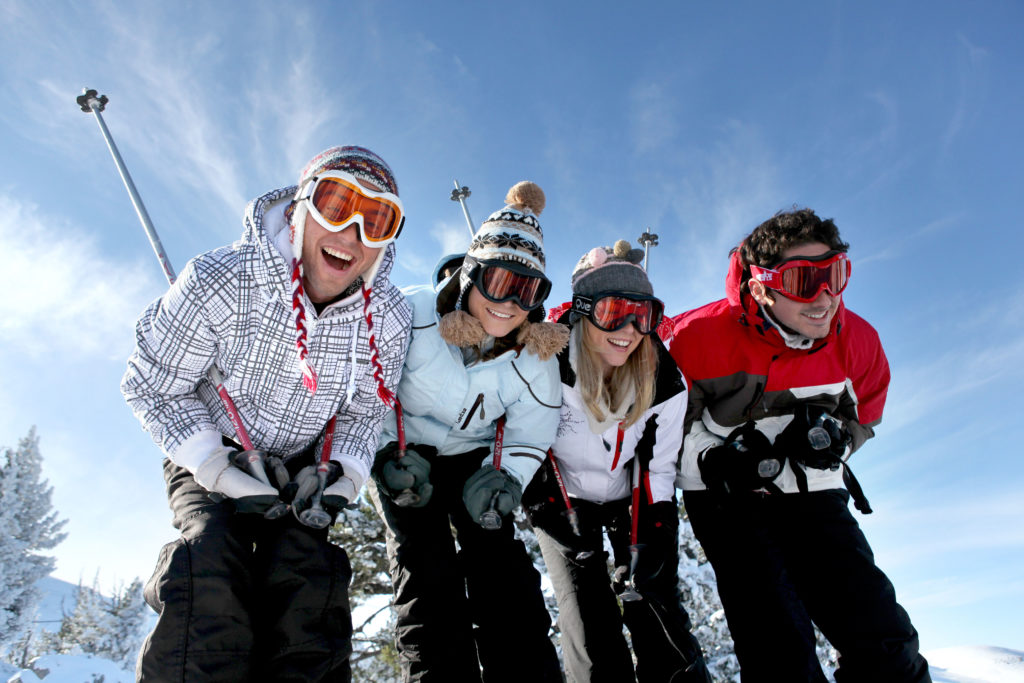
[[571, 292, 664, 335], [297, 170, 404, 247]]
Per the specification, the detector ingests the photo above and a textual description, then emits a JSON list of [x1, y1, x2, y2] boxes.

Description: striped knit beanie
[[457, 181, 546, 309], [286, 145, 399, 406]]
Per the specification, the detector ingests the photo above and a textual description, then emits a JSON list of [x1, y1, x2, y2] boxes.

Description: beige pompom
[[613, 240, 632, 258], [517, 321, 569, 361], [505, 181, 546, 216]]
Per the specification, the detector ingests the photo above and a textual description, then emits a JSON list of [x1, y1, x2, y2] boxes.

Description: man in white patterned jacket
[[122, 146, 412, 683]]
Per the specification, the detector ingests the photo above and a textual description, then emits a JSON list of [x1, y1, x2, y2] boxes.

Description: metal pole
[[450, 180, 476, 240], [637, 229, 659, 273], [77, 89, 176, 285], [76, 87, 259, 454]]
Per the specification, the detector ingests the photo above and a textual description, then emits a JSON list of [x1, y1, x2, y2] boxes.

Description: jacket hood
[[236, 186, 398, 321], [725, 247, 846, 346]]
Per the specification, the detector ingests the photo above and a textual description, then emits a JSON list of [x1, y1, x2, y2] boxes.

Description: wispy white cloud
[[628, 82, 679, 154], [0, 194, 160, 359], [941, 33, 990, 155]]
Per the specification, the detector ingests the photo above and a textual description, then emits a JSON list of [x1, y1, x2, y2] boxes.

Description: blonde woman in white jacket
[[525, 240, 711, 683]]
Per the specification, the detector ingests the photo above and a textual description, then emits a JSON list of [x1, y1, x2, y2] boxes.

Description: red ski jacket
[[670, 251, 889, 494]]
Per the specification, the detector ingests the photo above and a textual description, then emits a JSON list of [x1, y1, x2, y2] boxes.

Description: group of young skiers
[[121, 145, 933, 682]]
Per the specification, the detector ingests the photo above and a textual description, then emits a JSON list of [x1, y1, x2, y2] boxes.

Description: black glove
[[698, 422, 784, 495], [775, 405, 851, 470], [373, 442, 433, 507], [463, 466, 523, 527]]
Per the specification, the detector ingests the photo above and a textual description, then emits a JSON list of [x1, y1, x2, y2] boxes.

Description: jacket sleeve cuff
[[170, 430, 225, 474]]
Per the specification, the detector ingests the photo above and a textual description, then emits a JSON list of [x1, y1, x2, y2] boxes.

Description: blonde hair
[[574, 321, 657, 428]]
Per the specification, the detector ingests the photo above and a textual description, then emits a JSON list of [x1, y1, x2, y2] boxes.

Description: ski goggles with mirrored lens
[[298, 171, 404, 247], [571, 292, 665, 335], [469, 259, 552, 311], [749, 251, 851, 303]]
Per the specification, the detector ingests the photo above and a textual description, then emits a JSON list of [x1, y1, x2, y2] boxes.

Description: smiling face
[[300, 212, 382, 304], [749, 241, 840, 339], [582, 317, 642, 376], [466, 287, 529, 338]]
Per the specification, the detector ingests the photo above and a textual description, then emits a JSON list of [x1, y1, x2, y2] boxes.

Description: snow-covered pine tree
[[0, 428, 67, 654], [39, 575, 147, 672], [677, 512, 741, 682], [329, 496, 401, 682], [103, 578, 147, 670]]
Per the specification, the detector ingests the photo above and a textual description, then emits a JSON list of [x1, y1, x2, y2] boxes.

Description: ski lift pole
[[638, 229, 659, 274], [75, 88, 262, 461], [450, 180, 476, 240]]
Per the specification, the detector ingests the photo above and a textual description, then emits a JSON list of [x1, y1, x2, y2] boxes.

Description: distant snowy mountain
[[926, 645, 1024, 683]]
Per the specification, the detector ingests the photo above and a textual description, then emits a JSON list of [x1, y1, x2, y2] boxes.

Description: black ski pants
[[137, 459, 353, 683], [531, 495, 711, 683], [370, 446, 562, 683], [684, 488, 931, 683]]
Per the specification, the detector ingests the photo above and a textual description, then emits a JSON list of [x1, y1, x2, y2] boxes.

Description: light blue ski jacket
[[379, 282, 563, 488]]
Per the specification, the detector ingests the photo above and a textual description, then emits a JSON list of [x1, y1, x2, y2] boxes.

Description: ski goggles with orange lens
[[749, 251, 851, 303], [298, 171, 404, 247], [571, 292, 665, 335], [469, 259, 551, 311]]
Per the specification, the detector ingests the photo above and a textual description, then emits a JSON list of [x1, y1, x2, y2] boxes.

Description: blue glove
[[463, 466, 523, 527]]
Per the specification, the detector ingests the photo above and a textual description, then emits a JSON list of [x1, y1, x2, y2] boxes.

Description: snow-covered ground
[[4, 577, 1021, 682]]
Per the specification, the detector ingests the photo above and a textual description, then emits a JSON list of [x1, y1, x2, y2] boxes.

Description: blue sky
[[1, 0, 1021, 653]]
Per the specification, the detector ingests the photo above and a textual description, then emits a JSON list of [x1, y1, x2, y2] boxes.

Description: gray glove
[[373, 443, 433, 507], [193, 447, 278, 513], [463, 466, 522, 527]]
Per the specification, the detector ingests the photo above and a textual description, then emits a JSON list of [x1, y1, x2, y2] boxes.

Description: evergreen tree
[[677, 513, 741, 682], [0, 428, 67, 653], [329, 497, 401, 682], [39, 575, 147, 672]]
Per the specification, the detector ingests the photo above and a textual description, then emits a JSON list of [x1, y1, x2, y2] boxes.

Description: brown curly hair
[[733, 207, 850, 295]]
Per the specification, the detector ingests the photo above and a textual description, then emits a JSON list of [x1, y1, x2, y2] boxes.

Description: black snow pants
[[137, 459, 353, 683], [684, 488, 931, 683], [370, 445, 562, 683], [528, 490, 711, 683]]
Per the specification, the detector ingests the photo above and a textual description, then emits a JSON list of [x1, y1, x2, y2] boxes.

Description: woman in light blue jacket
[[371, 182, 567, 683]]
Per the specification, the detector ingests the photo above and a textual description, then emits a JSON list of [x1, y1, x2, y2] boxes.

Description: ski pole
[[298, 416, 337, 529], [450, 180, 476, 240], [76, 88, 269, 484], [478, 416, 506, 530], [547, 451, 583, 538], [619, 454, 645, 603], [391, 400, 422, 507]]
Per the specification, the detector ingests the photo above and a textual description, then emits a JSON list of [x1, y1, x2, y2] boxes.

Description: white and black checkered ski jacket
[[122, 186, 412, 493]]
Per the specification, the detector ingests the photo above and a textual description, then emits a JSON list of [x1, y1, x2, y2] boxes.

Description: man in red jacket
[[670, 209, 930, 682]]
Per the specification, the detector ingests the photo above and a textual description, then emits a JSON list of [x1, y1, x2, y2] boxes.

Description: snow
[[926, 645, 1024, 683], [5, 653, 131, 682]]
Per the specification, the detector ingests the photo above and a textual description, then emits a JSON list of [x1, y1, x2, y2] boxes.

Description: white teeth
[[487, 308, 512, 319], [322, 246, 352, 261], [609, 339, 630, 348], [805, 310, 827, 319]]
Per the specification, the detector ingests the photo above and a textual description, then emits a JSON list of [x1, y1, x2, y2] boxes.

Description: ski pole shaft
[[478, 416, 505, 530], [76, 87, 256, 452], [392, 400, 421, 507], [547, 451, 582, 537]]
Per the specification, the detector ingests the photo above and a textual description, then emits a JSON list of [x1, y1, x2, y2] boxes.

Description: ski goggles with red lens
[[749, 251, 851, 303], [571, 292, 665, 335], [469, 259, 552, 311], [297, 171, 404, 247]]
